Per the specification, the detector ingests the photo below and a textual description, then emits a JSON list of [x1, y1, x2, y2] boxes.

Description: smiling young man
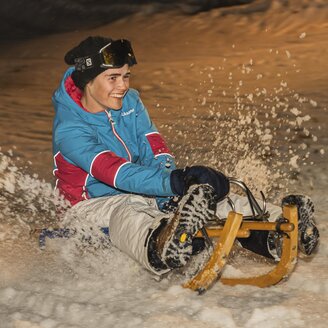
[[81, 65, 131, 113], [52, 36, 233, 274], [52, 36, 319, 275]]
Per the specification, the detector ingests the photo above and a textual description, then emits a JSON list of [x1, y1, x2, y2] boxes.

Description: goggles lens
[[100, 39, 137, 68]]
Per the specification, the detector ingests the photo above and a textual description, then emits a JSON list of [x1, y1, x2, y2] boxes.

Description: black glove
[[170, 165, 230, 201]]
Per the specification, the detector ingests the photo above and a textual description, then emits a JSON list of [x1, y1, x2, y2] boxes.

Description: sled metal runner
[[183, 205, 298, 293]]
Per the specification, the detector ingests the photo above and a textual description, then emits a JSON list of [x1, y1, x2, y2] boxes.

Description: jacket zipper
[[105, 111, 132, 162]]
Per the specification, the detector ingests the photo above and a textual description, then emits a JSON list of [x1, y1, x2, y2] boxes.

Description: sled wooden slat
[[196, 222, 295, 239], [221, 205, 298, 288], [183, 211, 243, 293], [196, 228, 250, 238], [237, 221, 294, 232]]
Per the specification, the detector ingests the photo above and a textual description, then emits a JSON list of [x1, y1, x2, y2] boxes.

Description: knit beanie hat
[[64, 36, 112, 89]]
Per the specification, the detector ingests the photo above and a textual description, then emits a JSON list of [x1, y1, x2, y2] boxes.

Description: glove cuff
[[170, 168, 189, 196]]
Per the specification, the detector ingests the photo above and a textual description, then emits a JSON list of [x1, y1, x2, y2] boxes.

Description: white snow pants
[[65, 193, 282, 275]]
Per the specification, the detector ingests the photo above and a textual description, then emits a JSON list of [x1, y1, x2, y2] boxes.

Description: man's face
[[84, 64, 131, 112]]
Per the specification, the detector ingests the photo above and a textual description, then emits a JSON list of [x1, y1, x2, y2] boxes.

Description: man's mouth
[[110, 92, 126, 99]]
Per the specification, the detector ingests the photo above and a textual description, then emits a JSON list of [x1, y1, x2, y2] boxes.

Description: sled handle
[[229, 177, 267, 219]]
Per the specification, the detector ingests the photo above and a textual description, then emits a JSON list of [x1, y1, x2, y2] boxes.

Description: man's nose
[[118, 77, 128, 89]]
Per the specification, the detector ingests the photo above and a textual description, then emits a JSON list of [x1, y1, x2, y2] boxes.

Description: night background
[[0, 1, 256, 40]]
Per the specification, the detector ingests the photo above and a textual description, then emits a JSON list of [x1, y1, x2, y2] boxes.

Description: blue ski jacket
[[52, 67, 176, 207]]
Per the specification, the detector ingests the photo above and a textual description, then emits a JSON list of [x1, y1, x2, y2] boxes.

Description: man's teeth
[[111, 94, 124, 98]]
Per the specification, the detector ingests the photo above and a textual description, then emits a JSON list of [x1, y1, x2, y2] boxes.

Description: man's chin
[[108, 99, 123, 110]]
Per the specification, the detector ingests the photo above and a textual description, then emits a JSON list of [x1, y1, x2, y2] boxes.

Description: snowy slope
[[0, 155, 327, 327]]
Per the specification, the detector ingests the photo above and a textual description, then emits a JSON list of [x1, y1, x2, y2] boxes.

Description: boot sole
[[281, 195, 319, 255], [161, 184, 216, 268]]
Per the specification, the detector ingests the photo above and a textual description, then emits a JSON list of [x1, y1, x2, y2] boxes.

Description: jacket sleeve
[[55, 118, 174, 197], [135, 97, 176, 171]]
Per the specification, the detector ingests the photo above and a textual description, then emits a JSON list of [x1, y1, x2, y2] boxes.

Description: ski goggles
[[74, 39, 137, 72]]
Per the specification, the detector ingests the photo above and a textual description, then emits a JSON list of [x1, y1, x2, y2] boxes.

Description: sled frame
[[183, 205, 298, 292]]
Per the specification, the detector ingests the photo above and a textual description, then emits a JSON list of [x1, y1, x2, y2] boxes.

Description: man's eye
[[109, 76, 117, 81], [124, 75, 130, 79]]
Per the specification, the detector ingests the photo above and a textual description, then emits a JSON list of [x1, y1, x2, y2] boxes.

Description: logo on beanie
[[74, 57, 93, 71]]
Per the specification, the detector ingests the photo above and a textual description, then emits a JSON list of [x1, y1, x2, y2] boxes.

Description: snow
[[1, 1, 328, 327], [299, 33, 307, 39], [244, 306, 304, 328], [1, 119, 327, 328], [309, 100, 317, 107], [289, 155, 299, 169]]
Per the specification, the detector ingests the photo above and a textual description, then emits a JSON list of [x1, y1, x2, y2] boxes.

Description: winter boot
[[148, 184, 216, 270], [238, 230, 280, 260], [238, 195, 319, 260], [281, 194, 319, 255]]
